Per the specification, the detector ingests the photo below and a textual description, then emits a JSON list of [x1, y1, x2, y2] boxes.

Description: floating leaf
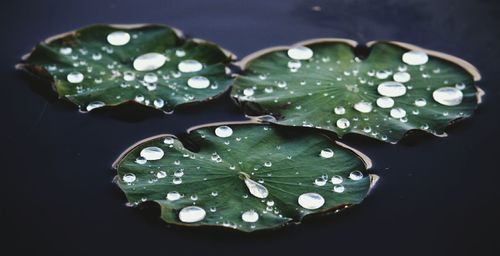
[[231, 39, 483, 143], [113, 122, 375, 232], [18, 24, 234, 113]]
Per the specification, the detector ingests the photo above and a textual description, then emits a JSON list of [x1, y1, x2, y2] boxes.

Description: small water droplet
[[153, 98, 165, 108], [243, 88, 254, 96], [92, 53, 102, 60], [86, 101, 105, 111], [314, 177, 327, 186], [377, 81, 407, 97], [135, 156, 147, 164], [123, 71, 135, 81], [336, 118, 350, 129], [107, 31, 131, 46], [393, 72, 411, 83], [140, 147, 164, 160], [164, 137, 175, 144], [287, 60, 302, 69], [264, 161, 272, 167], [390, 108, 407, 118], [173, 177, 182, 184], [122, 173, 136, 183], [432, 87, 463, 106], [402, 51, 429, 65], [331, 175, 343, 184], [414, 98, 427, 107], [298, 193, 325, 210], [166, 191, 181, 201], [287, 46, 313, 60], [67, 71, 84, 83], [349, 170, 364, 180], [376, 97, 394, 108], [215, 126, 233, 138], [187, 76, 210, 89], [334, 106, 346, 115], [156, 171, 167, 179], [353, 101, 373, 113], [178, 59, 203, 73], [455, 82, 466, 90], [320, 148, 334, 158], [241, 210, 259, 223], [143, 73, 158, 83], [60, 47, 72, 55], [333, 184, 345, 193], [133, 53, 167, 71], [179, 206, 206, 223]]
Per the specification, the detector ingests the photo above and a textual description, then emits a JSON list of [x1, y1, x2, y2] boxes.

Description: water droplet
[[133, 53, 167, 71], [190, 194, 198, 201], [178, 59, 203, 73], [432, 87, 463, 106], [375, 70, 391, 79], [173, 177, 182, 184], [153, 98, 165, 108], [241, 210, 259, 223], [455, 82, 466, 90], [354, 101, 373, 113], [287, 46, 313, 60], [60, 47, 72, 55], [331, 175, 343, 184], [122, 173, 136, 183], [123, 71, 135, 81], [166, 191, 181, 201], [402, 51, 429, 65], [164, 137, 175, 144], [320, 148, 334, 158], [187, 76, 210, 89], [211, 191, 218, 197], [390, 108, 407, 118], [215, 126, 233, 138], [414, 98, 427, 107], [266, 200, 275, 206], [107, 31, 130, 46], [244, 178, 268, 199], [243, 88, 254, 96], [156, 171, 167, 179], [349, 170, 364, 180], [143, 73, 158, 83], [393, 72, 411, 83], [333, 184, 345, 193], [179, 206, 206, 223], [376, 97, 394, 108], [334, 106, 346, 115], [67, 71, 84, 83], [336, 118, 350, 129], [92, 53, 102, 60], [174, 169, 184, 177], [135, 157, 146, 164], [287, 60, 302, 69], [314, 178, 327, 186], [298, 193, 325, 210], [377, 81, 407, 97], [86, 101, 105, 111], [264, 161, 272, 167], [140, 147, 164, 160]]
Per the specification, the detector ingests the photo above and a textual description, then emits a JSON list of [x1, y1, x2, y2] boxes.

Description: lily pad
[[17, 24, 234, 113], [231, 39, 483, 143], [113, 121, 376, 232]]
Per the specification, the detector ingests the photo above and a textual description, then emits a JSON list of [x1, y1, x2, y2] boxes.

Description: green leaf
[[113, 122, 375, 232], [231, 39, 483, 143], [18, 24, 234, 113]]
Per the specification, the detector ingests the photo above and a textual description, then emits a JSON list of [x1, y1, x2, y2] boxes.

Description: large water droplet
[[393, 72, 411, 83], [432, 87, 463, 106], [166, 191, 181, 201], [298, 193, 325, 210], [320, 148, 334, 158], [287, 46, 313, 60], [402, 51, 429, 65], [187, 76, 210, 89], [390, 108, 407, 118], [107, 31, 131, 46], [140, 147, 164, 160], [67, 71, 84, 83], [377, 81, 407, 97], [215, 126, 233, 138], [133, 53, 167, 71], [178, 206, 206, 223], [178, 59, 203, 73], [376, 97, 394, 108], [354, 101, 373, 113], [244, 178, 268, 199], [122, 173, 136, 183], [86, 101, 105, 111], [241, 210, 259, 223], [336, 118, 350, 129]]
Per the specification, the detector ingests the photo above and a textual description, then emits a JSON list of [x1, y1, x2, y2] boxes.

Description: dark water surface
[[1, 0, 499, 255]]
